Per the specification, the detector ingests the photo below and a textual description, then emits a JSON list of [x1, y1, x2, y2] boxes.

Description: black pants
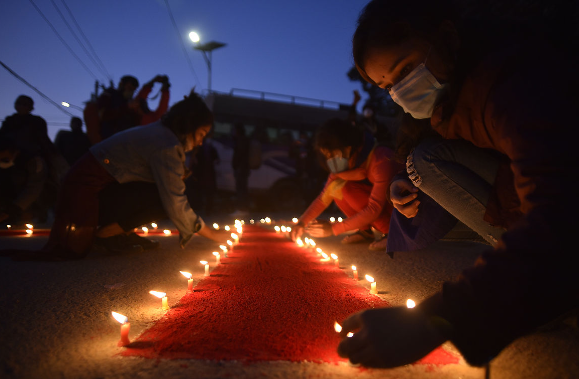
[[99, 182, 166, 232]]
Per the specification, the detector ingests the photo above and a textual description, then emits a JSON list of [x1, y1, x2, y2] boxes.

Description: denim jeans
[[408, 136, 506, 245]]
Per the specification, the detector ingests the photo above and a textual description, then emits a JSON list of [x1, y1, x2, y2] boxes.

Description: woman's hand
[[390, 179, 420, 218], [304, 220, 333, 238], [197, 224, 229, 242], [290, 223, 304, 242], [337, 306, 447, 368]]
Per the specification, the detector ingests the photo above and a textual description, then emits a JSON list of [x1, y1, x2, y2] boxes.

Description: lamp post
[[189, 31, 226, 92], [61, 102, 83, 111]]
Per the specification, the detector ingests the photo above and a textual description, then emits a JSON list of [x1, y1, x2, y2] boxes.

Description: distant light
[[189, 31, 200, 43], [61, 102, 70, 107]]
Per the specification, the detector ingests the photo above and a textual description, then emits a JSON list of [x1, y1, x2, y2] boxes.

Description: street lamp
[[61, 102, 83, 111], [189, 31, 226, 92]]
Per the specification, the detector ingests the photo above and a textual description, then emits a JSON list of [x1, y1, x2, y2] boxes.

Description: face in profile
[[184, 125, 211, 152]]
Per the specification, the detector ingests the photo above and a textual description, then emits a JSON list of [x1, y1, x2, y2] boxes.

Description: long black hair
[[161, 89, 213, 146]]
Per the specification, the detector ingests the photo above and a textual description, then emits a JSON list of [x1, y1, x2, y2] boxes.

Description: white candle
[[365, 275, 377, 294], [296, 237, 304, 248], [151, 222, 158, 229], [231, 233, 239, 244], [180, 271, 193, 291], [320, 252, 330, 262], [213, 251, 221, 264], [227, 240, 233, 249], [25, 229, 33, 237], [163, 229, 171, 236], [331, 253, 339, 267], [200, 260, 209, 276], [141, 226, 148, 235], [352, 265, 358, 281], [112, 312, 130, 346], [149, 291, 169, 310]]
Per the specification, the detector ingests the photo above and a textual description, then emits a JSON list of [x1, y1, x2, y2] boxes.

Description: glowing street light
[[190, 31, 226, 92], [188, 31, 200, 43], [61, 101, 83, 111]]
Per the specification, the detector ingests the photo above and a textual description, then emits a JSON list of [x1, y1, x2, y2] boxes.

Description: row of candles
[[112, 220, 244, 347]]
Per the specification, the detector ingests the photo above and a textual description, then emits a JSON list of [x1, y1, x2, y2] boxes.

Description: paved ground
[[0, 212, 578, 379]]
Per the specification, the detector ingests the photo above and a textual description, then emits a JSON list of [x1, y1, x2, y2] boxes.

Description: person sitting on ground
[[290, 118, 403, 251], [54, 117, 92, 167], [336, 0, 578, 368], [5, 89, 228, 260], [0, 133, 58, 225]]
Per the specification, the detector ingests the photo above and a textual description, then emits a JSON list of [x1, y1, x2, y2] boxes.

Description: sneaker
[[341, 229, 374, 244], [368, 234, 388, 251], [126, 232, 160, 250], [94, 235, 144, 254]]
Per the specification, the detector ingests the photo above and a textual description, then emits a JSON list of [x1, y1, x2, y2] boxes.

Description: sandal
[[368, 234, 388, 251], [341, 229, 374, 244]]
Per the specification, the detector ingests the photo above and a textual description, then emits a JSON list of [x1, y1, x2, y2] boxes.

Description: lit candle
[[286, 227, 292, 233], [231, 233, 239, 244], [330, 217, 335, 223], [112, 312, 130, 346], [352, 265, 358, 280], [236, 226, 243, 235], [219, 244, 228, 258], [151, 222, 158, 229], [309, 239, 316, 249], [331, 253, 339, 267], [213, 223, 219, 230], [25, 229, 33, 237], [316, 247, 323, 255], [250, 219, 255, 224], [200, 260, 209, 276], [304, 237, 310, 246], [180, 271, 193, 291], [227, 240, 233, 249], [163, 229, 171, 236], [149, 291, 169, 310], [141, 226, 148, 235], [25, 223, 34, 230], [281, 226, 287, 233], [334, 321, 354, 337], [365, 275, 377, 294], [260, 218, 265, 224], [296, 237, 304, 248], [6, 225, 11, 230], [407, 299, 416, 308], [274, 226, 281, 233], [265, 217, 271, 224], [292, 217, 298, 224], [338, 217, 343, 222], [224, 225, 230, 231], [213, 251, 221, 264], [320, 252, 331, 262]]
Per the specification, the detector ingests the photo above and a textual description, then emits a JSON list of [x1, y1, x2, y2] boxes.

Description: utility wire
[[49, 0, 109, 81], [59, 0, 112, 81], [27, 0, 101, 81], [163, 0, 202, 88], [0, 60, 75, 118]]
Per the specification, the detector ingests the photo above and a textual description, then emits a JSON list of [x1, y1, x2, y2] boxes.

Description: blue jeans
[[408, 137, 506, 245]]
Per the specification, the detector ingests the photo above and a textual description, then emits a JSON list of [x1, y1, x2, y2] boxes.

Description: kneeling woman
[[291, 118, 403, 251], [31, 90, 224, 260]]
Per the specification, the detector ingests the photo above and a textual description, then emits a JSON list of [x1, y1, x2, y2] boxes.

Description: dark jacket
[[419, 37, 579, 365]]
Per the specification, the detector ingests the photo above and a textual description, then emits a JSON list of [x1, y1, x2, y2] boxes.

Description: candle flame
[[151, 223, 157, 228], [250, 219, 255, 224], [321, 252, 329, 259], [231, 233, 238, 240], [200, 260, 208, 265], [330, 217, 335, 223], [292, 217, 298, 223], [260, 218, 265, 223], [141, 226, 148, 233], [296, 238, 304, 247], [180, 271, 192, 279], [330, 253, 338, 260], [219, 245, 227, 252], [334, 321, 342, 333], [25, 229, 33, 235], [265, 217, 271, 223], [163, 229, 171, 235], [224, 225, 230, 231], [365, 275, 374, 283], [236, 226, 243, 234], [287, 227, 292, 232], [304, 237, 310, 244], [25, 223, 34, 229], [316, 247, 323, 253], [310, 240, 316, 247], [281, 226, 287, 232], [112, 311, 128, 324], [149, 291, 166, 298], [338, 217, 343, 222], [234, 219, 241, 225], [352, 265, 357, 271], [274, 226, 280, 232], [212, 251, 220, 257], [6, 225, 11, 229], [213, 223, 219, 230], [407, 299, 416, 308], [227, 240, 233, 246]]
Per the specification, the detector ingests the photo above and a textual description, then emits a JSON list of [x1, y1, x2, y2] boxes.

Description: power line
[[0, 60, 75, 118], [163, 0, 202, 88], [27, 0, 102, 81], [49, 0, 110, 81], [59, 0, 112, 81]]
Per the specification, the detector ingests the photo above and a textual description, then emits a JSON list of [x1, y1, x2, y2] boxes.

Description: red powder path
[[121, 225, 458, 365]]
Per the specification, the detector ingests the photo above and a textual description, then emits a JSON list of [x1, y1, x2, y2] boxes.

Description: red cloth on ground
[[121, 226, 458, 366]]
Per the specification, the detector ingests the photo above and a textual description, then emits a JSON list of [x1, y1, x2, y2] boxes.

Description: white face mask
[[0, 160, 15, 169], [326, 156, 349, 173], [390, 63, 447, 119]]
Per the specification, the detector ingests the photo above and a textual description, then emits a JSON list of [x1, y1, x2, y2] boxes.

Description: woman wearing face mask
[[336, 0, 578, 369], [290, 118, 403, 251], [5, 90, 227, 261]]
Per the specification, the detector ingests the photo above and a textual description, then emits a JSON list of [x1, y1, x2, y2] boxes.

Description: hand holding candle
[[180, 271, 193, 291], [149, 291, 169, 310], [112, 312, 130, 346], [365, 275, 377, 294], [200, 260, 209, 276]]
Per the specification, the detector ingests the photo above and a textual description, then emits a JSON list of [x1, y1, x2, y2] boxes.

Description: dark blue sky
[[1, 0, 370, 140]]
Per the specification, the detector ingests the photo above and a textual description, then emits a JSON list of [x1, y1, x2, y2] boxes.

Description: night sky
[[0, 0, 370, 141]]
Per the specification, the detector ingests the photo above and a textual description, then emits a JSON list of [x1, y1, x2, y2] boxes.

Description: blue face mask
[[390, 63, 447, 119], [327, 156, 349, 173]]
